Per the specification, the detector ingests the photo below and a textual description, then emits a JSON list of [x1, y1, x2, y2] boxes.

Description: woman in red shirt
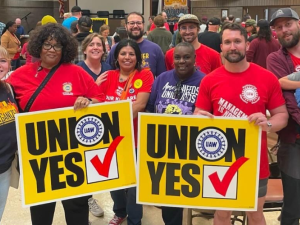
[[99, 39, 154, 225]]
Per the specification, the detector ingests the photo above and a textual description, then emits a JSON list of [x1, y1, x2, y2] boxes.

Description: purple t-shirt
[[146, 69, 205, 114], [106, 39, 166, 77]]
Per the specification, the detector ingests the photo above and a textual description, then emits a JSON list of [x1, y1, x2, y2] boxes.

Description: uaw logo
[[62, 82, 73, 96], [195, 127, 228, 161], [295, 65, 300, 72], [276, 9, 284, 17], [75, 115, 104, 146], [240, 84, 260, 104]]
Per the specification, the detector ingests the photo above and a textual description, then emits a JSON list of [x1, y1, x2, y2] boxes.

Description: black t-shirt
[[0, 83, 18, 173], [198, 31, 221, 53]]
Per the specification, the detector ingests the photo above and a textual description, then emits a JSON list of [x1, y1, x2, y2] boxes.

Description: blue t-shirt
[[146, 69, 205, 114], [62, 17, 78, 30], [16, 26, 25, 35], [77, 61, 112, 81], [106, 39, 166, 77]]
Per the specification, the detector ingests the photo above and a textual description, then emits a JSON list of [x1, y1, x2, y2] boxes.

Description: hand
[[74, 97, 91, 111], [193, 108, 214, 118], [96, 71, 108, 86], [248, 113, 269, 131]]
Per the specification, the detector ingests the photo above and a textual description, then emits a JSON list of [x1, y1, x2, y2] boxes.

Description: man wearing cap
[[73, 16, 92, 64], [267, 8, 300, 225], [199, 16, 208, 33], [165, 14, 222, 74], [245, 19, 257, 42], [106, 12, 166, 77], [149, 11, 170, 31], [62, 6, 82, 30], [246, 19, 280, 69], [198, 17, 221, 52], [147, 15, 172, 54]]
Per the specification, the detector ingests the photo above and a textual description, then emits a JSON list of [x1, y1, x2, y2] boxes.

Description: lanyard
[[120, 70, 136, 100]]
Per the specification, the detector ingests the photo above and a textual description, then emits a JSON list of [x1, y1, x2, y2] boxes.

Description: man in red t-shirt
[[165, 14, 222, 74], [194, 23, 288, 225]]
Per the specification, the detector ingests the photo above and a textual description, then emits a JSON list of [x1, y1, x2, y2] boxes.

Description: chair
[[81, 9, 90, 17], [97, 11, 109, 18], [113, 10, 125, 18]]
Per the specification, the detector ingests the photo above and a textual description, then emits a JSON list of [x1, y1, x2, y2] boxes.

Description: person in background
[[99, 24, 114, 54], [62, 6, 82, 30], [0, 22, 5, 38], [7, 22, 102, 225], [149, 11, 170, 31], [21, 39, 31, 65], [147, 42, 205, 225], [242, 14, 252, 28], [100, 39, 154, 225], [199, 16, 208, 33], [1, 21, 21, 70], [70, 20, 78, 36], [246, 19, 280, 69], [245, 19, 257, 42], [63, 12, 72, 20], [147, 15, 172, 54], [228, 14, 235, 23], [195, 22, 288, 225], [15, 18, 25, 37], [198, 17, 221, 53], [235, 18, 242, 24], [0, 46, 18, 222], [106, 11, 166, 78], [147, 16, 155, 35]]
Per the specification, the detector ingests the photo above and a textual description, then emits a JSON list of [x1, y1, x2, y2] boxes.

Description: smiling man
[[107, 12, 166, 77], [165, 14, 221, 74], [267, 8, 300, 225], [194, 23, 288, 225]]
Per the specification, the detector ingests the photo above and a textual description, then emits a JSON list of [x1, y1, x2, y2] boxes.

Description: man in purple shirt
[[267, 8, 300, 225], [106, 12, 166, 77]]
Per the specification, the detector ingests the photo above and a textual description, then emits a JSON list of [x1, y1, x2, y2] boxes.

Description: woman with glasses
[[146, 42, 205, 225], [7, 23, 103, 225], [0, 46, 18, 222], [98, 38, 154, 225]]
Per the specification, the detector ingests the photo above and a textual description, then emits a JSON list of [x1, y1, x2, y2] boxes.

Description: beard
[[278, 30, 300, 49], [224, 50, 245, 63], [127, 28, 144, 41]]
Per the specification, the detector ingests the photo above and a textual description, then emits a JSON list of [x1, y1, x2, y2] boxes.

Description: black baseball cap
[[270, 8, 299, 26], [208, 17, 221, 25], [257, 19, 269, 28], [78, 16, 92, 28], [71, 6, 81, 13]]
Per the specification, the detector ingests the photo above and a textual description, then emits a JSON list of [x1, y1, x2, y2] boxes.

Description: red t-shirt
[[7, 62, 103, 112], [21, 42, 33, 65], [195, 63, 285, 179], [99, 69, 154, 145], [165, 44, 222, 74], [150, 22, 170, 31], [289, 53, 300, 72]]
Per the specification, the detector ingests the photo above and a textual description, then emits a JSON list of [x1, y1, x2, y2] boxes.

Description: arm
[[193, 107, 214, 118], [279, 71, 300, 90], [155, 47, 167, 76], [248, 105, 288, 132], [132, 92, 150, 118], [1, 34, 18, 54], [246, 39, 257, 62]]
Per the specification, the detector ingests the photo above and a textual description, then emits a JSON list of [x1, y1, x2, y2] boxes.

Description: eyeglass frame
[[42, 43, 63, 51], [127, 21, 144, 26]]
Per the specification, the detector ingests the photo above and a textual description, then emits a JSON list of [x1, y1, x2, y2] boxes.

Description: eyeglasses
[[180, 25, 197, 31], [127, 21, 144, 26], [174, 81, 182, 100], [42, 43, 63, 51]]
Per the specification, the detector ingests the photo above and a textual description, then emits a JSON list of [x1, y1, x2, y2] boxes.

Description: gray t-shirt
[[287, 72, 300, 81]]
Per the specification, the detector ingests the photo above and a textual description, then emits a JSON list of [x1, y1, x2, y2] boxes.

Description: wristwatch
[[267, 121, 272, 132]]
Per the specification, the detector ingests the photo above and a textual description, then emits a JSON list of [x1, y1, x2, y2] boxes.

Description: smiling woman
[[6, 23, 104, 225]]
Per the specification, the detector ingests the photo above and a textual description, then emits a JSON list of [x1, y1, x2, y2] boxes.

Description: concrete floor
[[1, 187, 282, 225]]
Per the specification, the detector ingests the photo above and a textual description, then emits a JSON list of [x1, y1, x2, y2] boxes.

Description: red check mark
[[208, 156, 249, 196], [90, 136, 124, 177]]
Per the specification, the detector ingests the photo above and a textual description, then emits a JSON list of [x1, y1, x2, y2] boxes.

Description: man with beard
[[165, 14, 221, 74], [267, 8, 300, 225], [106, 12, 166, 77], [194, 22, 288, 225]]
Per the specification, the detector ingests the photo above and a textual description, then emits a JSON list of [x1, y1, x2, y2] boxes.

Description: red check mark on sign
[[208, 156, 249, 197], [90, 136, 124, 178]]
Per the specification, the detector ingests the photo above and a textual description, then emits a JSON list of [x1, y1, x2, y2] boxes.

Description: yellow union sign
[[16, 101, 136, 206], [137, 113, 261, 211]]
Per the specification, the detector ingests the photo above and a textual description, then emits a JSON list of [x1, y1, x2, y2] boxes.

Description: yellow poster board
[[164, 0, 187, 7], [16, 101, 136, 207], [137, 113, 261, 211]]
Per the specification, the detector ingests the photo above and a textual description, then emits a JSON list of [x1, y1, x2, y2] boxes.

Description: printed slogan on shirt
[[16, 101, 136, 207], [137, 114, 261, 211]]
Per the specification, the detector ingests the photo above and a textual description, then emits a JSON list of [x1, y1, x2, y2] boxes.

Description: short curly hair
[[28, 23, 78, 63]]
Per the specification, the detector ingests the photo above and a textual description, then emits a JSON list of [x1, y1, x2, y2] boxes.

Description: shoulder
[[249, 63, 276, 77], [267, 48, 283, 61], [76, 61, 85, 67], [140, 39, 161, 49], [198, 44, 219, 56], [101, 61, 112, 70], [156, 70, 173, 80], [165, 48, 174, 57], [137, 69, 154, 78]]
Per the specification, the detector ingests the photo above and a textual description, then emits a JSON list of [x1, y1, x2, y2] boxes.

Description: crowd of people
[[0, 5, 300, 225]]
